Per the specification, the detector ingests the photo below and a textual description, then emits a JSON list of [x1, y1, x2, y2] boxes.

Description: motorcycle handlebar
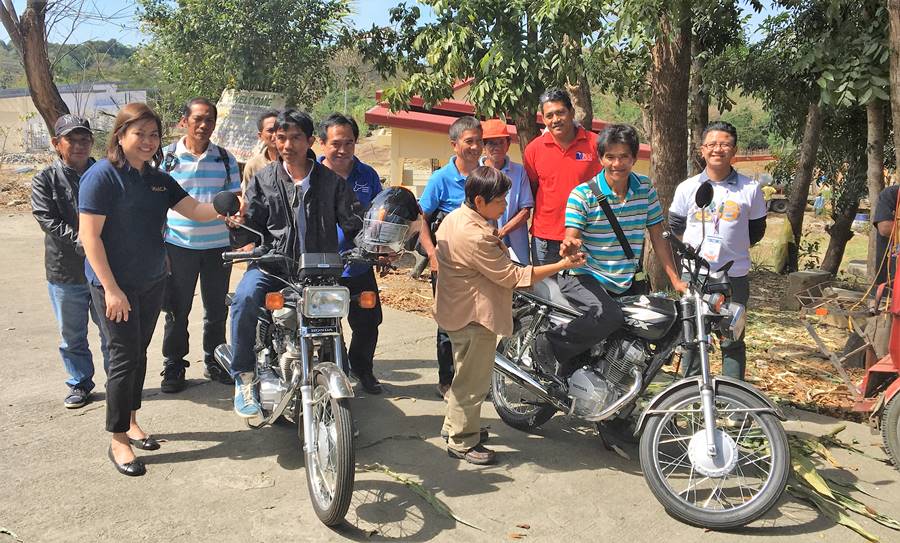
[[222, 246, 267, 261]]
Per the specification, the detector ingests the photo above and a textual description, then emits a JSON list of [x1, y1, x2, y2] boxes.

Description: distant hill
[[0, 39, 153, 90]]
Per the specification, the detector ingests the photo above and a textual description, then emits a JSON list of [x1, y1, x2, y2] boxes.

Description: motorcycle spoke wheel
[[303, 373, 355, 526], [639, 385, 789, 529], [491, 338, 556, 432]]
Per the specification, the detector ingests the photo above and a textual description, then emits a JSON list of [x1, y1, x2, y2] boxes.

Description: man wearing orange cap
[[480, 119, 533, 264]]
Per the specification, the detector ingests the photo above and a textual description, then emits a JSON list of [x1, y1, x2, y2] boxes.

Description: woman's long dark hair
[[106, 102, 164, 169]]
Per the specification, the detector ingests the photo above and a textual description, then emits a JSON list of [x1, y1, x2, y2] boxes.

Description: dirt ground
[[2, 211, 900, 543]]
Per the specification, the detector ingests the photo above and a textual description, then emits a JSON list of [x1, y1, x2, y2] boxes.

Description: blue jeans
[[230, 266, 282, 375], [531, 236, 562, 266], [47, 282, 110, 391]]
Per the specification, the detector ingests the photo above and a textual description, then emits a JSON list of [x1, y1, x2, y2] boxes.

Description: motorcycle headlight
[[301, 286, 350, 318]]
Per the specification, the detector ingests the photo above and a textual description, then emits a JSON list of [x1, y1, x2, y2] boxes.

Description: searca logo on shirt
[[575, 152, 594, 161]]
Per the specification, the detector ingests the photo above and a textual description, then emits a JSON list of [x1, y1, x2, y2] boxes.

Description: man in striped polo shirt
[[534, 124, 685, 373], [160, 97, 242, 392]]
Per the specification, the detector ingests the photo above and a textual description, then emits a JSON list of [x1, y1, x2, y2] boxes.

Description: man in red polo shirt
[[524, 88, 602, 265]]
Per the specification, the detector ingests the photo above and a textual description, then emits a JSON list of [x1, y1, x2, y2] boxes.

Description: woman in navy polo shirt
[[79, 103, 228, 476]]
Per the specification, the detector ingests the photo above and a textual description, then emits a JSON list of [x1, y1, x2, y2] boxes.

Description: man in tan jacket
[[434, 167, 582, 464]]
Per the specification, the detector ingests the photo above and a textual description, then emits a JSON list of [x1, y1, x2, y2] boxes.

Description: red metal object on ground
[[854, 256, 900, 412]]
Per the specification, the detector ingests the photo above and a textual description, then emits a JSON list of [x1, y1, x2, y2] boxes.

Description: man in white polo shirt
[[669, 121, 767, 381], [160, 97, 241, 392]]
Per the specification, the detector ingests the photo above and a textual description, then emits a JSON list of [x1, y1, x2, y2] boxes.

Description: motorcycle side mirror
[[695, 181, 714, 209], [213, 190, 265, 246], [213, 191, 241, 216]]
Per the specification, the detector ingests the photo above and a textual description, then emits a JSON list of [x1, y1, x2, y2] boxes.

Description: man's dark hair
[[449, 115, 482, 143], [182, 97, 217, 119], [275, 109, 315, 139], [597, 123, 640, 158], [318, 113, 360, 142], [701, 121, 738, 145], [465, 166, 512, 207], [257, 109, 279, 131], [538, 88, 573, 112]]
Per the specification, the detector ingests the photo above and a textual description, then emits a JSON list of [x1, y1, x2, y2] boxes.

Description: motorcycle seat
[[528, 275, 580, 313]]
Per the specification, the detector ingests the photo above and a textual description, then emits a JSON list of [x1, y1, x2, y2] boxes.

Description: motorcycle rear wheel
[[639, 384, 789, 529], [303, 372, 355, 526], [881, 392, 900, 469], [491, 340, 556, 432]]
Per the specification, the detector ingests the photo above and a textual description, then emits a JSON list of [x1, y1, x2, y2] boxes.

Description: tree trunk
[[821, 199, 860, 274], [784, 102, 823, 273], [889, 0, 900, 195], [1, 1, 69, 134], [645, 4, 692, 291], [866, 99, 886, 281], [513, 110, 539, 157], [688, 39, 708, 177], [563, 34, 593, 131]]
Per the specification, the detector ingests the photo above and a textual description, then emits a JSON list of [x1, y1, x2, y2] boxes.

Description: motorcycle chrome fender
[[634, 375, 786, 436], [313, 362, 355, 399]]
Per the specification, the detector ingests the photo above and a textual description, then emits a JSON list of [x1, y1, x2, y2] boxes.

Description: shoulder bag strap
[[587, 178, 635, 261]]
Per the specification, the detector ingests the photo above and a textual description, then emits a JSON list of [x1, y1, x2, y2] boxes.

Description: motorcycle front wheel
[[302, 372, 355, 526], [639, 384, 789, 529]]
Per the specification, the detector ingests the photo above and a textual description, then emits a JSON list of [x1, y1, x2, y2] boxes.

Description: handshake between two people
[[558, 236, 587, 270]]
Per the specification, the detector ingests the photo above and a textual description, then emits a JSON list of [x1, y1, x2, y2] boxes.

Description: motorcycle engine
[[567, 337, 648, 419], [601, 337, 648, 391]]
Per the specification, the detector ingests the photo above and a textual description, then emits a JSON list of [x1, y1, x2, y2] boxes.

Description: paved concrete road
[[1, 212, 898, 542]]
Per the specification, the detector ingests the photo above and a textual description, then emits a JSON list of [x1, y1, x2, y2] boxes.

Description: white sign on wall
[[211, 89, 286, 163]]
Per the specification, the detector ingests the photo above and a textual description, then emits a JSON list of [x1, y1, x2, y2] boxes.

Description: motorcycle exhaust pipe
[[214, 344, 234, 375], [494, 351, 571, 412]]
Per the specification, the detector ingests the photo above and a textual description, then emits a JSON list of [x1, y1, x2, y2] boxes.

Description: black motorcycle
[[490, 182, 789, 529]]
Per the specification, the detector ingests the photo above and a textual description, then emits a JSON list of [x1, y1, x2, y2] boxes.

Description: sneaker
[[447, 443, 497, 465], [204, 361, 234, 384], [233, 372, 262, 418], [160, 360, 189, 393], [353, 371, 382, 395], [64, 387, 89, 409]]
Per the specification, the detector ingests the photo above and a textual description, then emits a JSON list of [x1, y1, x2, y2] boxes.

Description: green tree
[[354, 0, 608, 153], [137, 0, 351, 114]]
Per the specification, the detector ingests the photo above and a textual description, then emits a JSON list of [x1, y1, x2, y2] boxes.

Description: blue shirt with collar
[[79, 159, 190, 289], [480, 156, 534, 264], [419, 155, 467, 217], [319, 156, 383, 277]]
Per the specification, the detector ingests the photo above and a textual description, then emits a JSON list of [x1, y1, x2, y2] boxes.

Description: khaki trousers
[[443, 323, 498, 451]]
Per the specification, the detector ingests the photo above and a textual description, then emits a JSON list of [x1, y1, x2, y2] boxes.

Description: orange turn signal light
[[359, 291, 378, 309], [815, 307, 829, 316], [265, 292, 285, 310]]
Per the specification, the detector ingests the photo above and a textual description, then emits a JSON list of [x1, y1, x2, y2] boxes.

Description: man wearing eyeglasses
[[668, 121, 767, 381]]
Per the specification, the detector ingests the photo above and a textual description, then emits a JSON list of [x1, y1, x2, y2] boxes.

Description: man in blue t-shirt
[[319, 113, 385, 395], [418, 116, 484, 398]]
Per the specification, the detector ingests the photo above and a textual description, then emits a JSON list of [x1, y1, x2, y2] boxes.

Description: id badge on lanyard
[[701, 201, 724, 263]]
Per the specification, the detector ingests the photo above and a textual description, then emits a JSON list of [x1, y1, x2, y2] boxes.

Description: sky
[[0, 0, 772, 47], [0, 0, 433, 46]]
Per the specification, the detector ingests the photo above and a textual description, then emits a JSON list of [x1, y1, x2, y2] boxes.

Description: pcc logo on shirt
[[151, 185, 167, 192], [575, 152, 594, 161]]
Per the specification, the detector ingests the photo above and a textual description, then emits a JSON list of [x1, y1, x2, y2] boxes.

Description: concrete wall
[[0, 86, 147, 154]]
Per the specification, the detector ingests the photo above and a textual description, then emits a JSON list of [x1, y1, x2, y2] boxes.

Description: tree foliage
[[137, 0, 351, 114]]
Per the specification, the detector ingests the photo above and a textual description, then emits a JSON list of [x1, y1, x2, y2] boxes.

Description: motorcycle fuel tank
[[617, 294, 678, 341]]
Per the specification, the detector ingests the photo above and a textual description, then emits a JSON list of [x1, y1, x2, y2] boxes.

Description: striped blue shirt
[[162, 138, 241, 249], [565, 171, 663, 293]]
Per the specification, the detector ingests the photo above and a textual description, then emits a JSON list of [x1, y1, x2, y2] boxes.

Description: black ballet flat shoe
[[127, 435, 161, 451], [108, 446, 146, 477]]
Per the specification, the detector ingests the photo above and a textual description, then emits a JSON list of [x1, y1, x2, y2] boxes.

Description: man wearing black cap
[[31, 115, 110, 408]]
